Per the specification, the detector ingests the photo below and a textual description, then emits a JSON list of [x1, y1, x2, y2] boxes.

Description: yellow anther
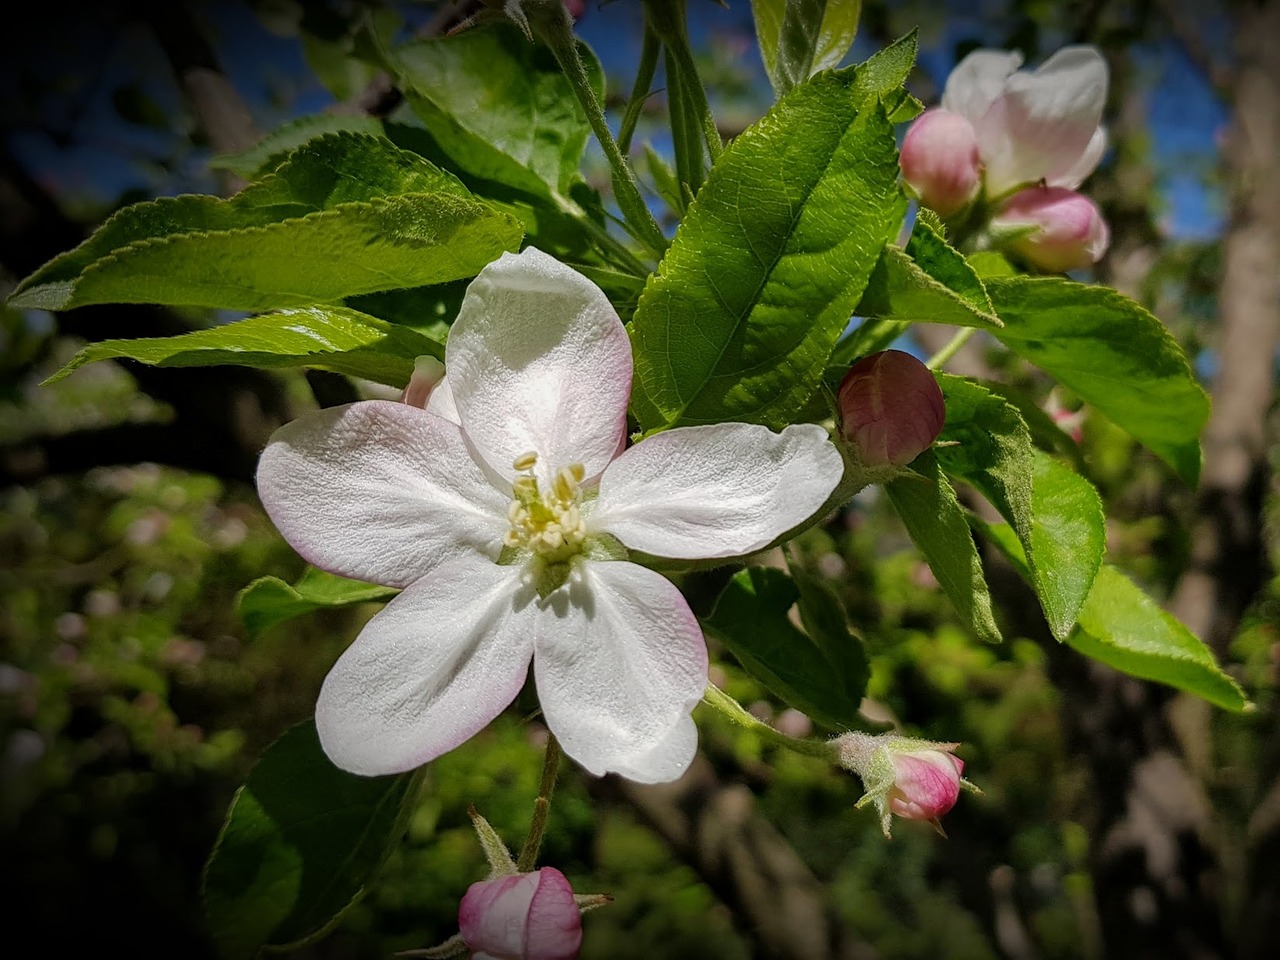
[[504, 453, 588, 561]]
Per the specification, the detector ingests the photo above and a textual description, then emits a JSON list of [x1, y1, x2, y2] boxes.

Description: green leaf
[[10, 133, 523, 311], [885, 450, 1002, 643], [964, 449, 1105, 640], [981, 530, 1247, 713], [1022, 452, 1105, 638], [704, 566, 864, 730], [828, 318, 910, 371], [966, 249, 1017, 279], [856, 216, 1001, 328], [629, 67, 904, 432], [938, 378, 1103, 638], [987, 277, 1209, 486], [390, 23, 604, 201], [237, 567, 399, 638], [788, 562, 871, 707], [934, 373, 1034, 564], [45, 306, 442, 388], [1069, 566, 1249, 711], [348, 280, 471, 340], [981, 380, 1087, 468], [202, 722, 422, 960], [849, 31, 918, 102], [752, 0, 863, 96], [211, 114, 386, 179]]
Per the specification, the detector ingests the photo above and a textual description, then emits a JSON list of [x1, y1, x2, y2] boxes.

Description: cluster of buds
[[836, 349, 945, 473], [900, 46, 1111, 272], [832, 732, 979, 837]]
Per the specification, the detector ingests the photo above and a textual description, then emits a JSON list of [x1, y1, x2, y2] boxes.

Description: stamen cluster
[[504, 452, 588, 561]]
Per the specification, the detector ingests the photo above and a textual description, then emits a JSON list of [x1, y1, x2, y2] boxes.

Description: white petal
[[257, 401, 508, 588], [590, 423, 843, 559], [316, 554, 537, 775], [1050, 125, 1107, 189], [941, 49, 1024, 123], [446, 247, 631, 486], [534, 561, 707, 783], [978, 46, 1108, 196], [424, 374, 460, 424], [608, 714, 699, 785]]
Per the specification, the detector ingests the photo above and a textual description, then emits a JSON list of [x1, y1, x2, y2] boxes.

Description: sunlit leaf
[[10, 133, 522, 311], [976, 524, 1247, 712], [629, 63, 905, 432], [237, 567, 399, 638], [751, 0, 863, 96], [988, 277, 1209, 486], [885, 450, 1002, 643], [45, 306, 442, 388], [857, 214, 1001, 328], [390, 23, 604, 201]]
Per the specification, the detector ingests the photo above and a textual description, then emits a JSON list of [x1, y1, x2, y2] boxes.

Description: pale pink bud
[[887, 749, 964, 821], [458, 867, 582, 960], [992, 185, 1110, 272], [899, 109, 982, 218], [400, 355, 446, 408], [837, 350, 945, 468], [833, 732, 974, 836]]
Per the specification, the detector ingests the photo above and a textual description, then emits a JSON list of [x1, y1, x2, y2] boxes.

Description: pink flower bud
[[837, 350, 945, 468], [992, 186, 1110, 272], [899, 109, 982, 218], [459, 867, 583, 960], [833, 732, 974, 836], [400, 355, 446, 409], [886, 749, 964, 821]]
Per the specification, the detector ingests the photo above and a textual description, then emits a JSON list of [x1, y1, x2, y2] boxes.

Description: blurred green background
[[2, 2, 1277, 958]]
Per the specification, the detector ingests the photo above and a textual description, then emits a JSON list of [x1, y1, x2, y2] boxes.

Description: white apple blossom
[[256, 247, 843, 784], [941, 45, 1109, 198]]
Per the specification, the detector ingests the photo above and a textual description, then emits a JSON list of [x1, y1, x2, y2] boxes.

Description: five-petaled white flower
[[257, 247, 843, 784]]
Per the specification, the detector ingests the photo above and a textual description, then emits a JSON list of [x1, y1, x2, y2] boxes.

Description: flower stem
[[701, 684, 836, 761], [530, 9, 668, 257], [516, 732, 562, 872], [554, 192, 652, 278], [926, 327, 977, 370], [618, 25, 661, 156]]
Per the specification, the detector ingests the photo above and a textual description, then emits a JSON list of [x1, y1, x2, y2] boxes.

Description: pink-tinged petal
[[887, 751, 964, 821], [590, 423, 842, 560], [977, 46, 1108, 196], [992, 186, 1110, 272], [1051, 124, 1107, 189], [424, 374, 460, 425], [899, 109, 982, 218], [400, 356, 445, 409], [447, 247, 631, 486], [257, 401, 508, 587], [315, 554, 537, 775], [940, 49, 1024, 123], [460, 869, 582, 960], [534, 561, 707, 783], [460, 873, 538, 959], [524, 868, 584, 959]]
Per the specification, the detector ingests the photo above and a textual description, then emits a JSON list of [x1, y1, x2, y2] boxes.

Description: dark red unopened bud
[[837, 350, 945, 468]]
